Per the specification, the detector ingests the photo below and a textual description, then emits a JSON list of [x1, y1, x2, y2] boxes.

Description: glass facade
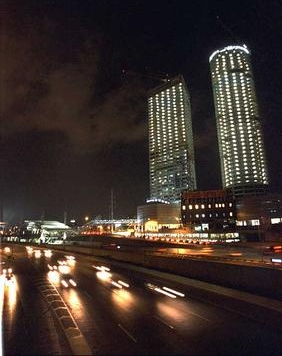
[[209, 45, 269, 196], [148, 75, 197, 203]]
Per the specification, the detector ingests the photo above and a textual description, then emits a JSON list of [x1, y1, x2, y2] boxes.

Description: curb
[[37, 279, 92, 355]]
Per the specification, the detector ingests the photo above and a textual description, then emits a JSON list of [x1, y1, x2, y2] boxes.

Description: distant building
[[236, 194, 282, 223], [147, 75, 197, 204], [209, 45, 269, 197], [181, 189, 236, 232], [181, 189, 282, 241], [137, 202, 181, 233], [16, 220, 76, 243]]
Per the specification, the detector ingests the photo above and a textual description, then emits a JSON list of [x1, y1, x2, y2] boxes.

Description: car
[[263, 245, 282, 255], [43, 249, 53, 258], [65, 255, 76, 267], [2, 267, 14, 285], [34, 249, 42, 258], [60, 274, 77, 288]]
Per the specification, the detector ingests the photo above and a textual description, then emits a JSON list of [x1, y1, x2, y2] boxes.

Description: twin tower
[[147, 44, 269, 204]]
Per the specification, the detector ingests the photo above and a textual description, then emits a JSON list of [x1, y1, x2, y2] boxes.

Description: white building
[[209, 45, 269, 197], [147, 75, 197, 203]]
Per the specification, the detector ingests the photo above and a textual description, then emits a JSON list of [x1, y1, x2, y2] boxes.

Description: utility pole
[[41, 210, 45, 223], [63, 211, 67, 225], [110, 189, 114, 233]]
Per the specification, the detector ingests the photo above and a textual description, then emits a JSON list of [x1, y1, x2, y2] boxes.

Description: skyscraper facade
[[147, 75, 197, 203], [209, 45, 269, 196]]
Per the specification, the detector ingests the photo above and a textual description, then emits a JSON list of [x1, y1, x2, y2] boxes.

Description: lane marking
[[118, 324, 137, 342], [83, 290, 92, 299], [153, 315, 174, 329], [188, 311, 210, 322]]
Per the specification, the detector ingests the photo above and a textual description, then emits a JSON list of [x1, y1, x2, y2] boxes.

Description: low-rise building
[[181, 189, 236, 232], [137, 202, 181, 233]]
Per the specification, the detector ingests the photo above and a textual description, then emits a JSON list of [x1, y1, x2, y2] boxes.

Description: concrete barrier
[[52, 244, 282, 300]]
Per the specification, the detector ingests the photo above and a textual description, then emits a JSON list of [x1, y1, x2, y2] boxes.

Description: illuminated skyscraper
[[209, 45, 269, 196], [147, 75, 197, 203]]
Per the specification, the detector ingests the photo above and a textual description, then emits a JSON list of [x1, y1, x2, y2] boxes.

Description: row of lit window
[[182, 202, 233, 210], [188, 212, 233, 219]]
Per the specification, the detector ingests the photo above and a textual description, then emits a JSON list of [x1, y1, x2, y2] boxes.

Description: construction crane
[[122, 69, 171, 83]]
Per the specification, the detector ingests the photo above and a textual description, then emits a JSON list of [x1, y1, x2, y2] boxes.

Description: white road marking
[[153, 315, 174, 329], [188, 311, 210, 322], [118, 323, 137, 342], [83, 290, 92, 299]]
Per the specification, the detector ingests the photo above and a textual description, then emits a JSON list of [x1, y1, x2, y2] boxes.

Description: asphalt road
[[1, 244, 282, 355], [1, 248, 71, 356], [146, 241, 279, 261]]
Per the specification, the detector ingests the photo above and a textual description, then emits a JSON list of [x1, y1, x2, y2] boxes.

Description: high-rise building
[[147, 75, 197, 203], [209, 45, 269, 196]]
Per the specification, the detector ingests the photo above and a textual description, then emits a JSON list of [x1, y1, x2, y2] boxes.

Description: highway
[[1, 244, 282, 355], [65, 234, 282, 266]]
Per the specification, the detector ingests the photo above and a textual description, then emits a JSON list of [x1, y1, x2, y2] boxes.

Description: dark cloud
[[2, 6, 147, 154]]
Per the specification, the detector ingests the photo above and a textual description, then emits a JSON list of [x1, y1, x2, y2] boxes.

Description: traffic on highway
[[1, 243, 282, 355]]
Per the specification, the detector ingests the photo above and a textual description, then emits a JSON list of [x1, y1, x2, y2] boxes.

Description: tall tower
[[209, 45, 269, 196], [147, 75, 197, 203]]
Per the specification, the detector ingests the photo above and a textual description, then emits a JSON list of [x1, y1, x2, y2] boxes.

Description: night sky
[[2, 0, 282, 224]]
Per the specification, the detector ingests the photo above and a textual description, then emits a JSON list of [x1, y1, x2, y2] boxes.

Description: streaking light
[[154, 287, 177, 298], [69, 279, 77, 287], [61, 280, 69, 288], [65, 255, 75, 260], [48, 271, 60, 284], [272, 258, 282, 263], [34, 250, 41, 258], [4, 247, 11, 254], [26, 246, 33, 252], [118, 280, 130, 288], [58, 265, 71, 274], [96, 270, 112, 281], [111, 281, 123, 288], [101, 265, 110, 271], [44, 250, 52, 258], [162, 287, 185, 297], [93, 265, 110, 271], [65, 255, 76, 266]]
